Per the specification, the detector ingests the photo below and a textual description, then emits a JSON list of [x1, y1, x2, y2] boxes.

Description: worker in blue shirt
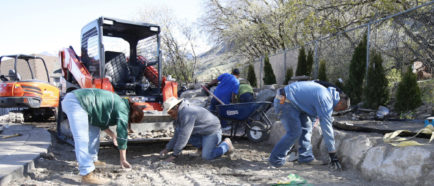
[[206, 69, 240, 130], [269, 81, 350, 171]]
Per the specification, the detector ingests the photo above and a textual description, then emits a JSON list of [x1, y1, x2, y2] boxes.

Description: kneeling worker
[[160, 97, 234, 162]]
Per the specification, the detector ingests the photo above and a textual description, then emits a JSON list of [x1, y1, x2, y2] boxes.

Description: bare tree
[[137, 6, 200, 83], [200, 0, 430, 60]]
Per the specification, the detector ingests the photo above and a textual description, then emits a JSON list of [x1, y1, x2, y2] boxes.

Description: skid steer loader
[[57, 17, 178, 145], [0, 55, 59, 121]]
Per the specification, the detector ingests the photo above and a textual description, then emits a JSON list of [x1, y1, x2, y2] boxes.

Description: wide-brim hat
[[163, 97, 184, 113]]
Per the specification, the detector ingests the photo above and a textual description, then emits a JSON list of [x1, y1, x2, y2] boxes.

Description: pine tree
[[395, 66, 422, 112], [284, 67, 294, 85], [247, 63, 257, 88], [263, 54, 276, 85], [364, 51, 388, 109], [318, 60, 327, 81], [306, 49, 314, 76], [295, 46, 307, 76], [345, 35, 367, 104]]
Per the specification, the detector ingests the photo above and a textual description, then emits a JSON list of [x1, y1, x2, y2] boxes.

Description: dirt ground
[[10, 122, 400, 186]]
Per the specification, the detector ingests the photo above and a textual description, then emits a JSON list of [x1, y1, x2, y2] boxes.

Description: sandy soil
[[9, 122, 400, 186]]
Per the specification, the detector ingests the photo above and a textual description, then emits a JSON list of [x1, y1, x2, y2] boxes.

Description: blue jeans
[[188, 130, 229, 160], [239, 93, 254, 103], [269, 98, 314, 167], [62, 93, 100, 176]]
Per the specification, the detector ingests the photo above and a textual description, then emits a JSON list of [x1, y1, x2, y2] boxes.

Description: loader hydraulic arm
[[59, 47, 113, 91], [138, 55, 159, 86], [138, 56, 178, 100]]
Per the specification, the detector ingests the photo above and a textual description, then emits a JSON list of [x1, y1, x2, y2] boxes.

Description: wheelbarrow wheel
[[247, 121, 270, 143]]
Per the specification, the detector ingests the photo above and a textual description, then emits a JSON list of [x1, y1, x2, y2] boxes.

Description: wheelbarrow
[[216, 101, 272, 142]]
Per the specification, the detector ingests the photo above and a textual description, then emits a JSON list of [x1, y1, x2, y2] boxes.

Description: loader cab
[[80, 17, 162, 96]]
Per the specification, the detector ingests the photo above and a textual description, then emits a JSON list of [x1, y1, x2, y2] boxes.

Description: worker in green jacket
[[61, 88, 144, 185], [237, 78, 255, 102]]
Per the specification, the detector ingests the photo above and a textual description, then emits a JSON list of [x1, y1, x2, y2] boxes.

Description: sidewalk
[[0, 123, 51, 186]]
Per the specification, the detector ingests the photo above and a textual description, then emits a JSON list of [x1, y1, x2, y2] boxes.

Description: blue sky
[[0, 0, 206, 56]]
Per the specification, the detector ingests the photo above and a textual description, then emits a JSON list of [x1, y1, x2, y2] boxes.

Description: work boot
[[78, 160, 106, 167], [223, 138, 235, 154], [81, 171, 109, 185], [299, 159, 326, 165], [94, 160, 106, 167]]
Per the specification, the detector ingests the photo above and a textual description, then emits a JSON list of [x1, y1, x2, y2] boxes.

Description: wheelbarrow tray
[[216, 101, 271, 121]]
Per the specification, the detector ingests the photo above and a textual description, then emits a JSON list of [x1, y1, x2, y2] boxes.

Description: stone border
[[268, 120, 434, 185]]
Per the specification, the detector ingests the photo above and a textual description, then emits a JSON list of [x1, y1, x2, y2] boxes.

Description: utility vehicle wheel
[[56, 98, 67, 134], [54, 107, 59, 122], [23, 109, 32, 122], [247, 121, 270, 143]]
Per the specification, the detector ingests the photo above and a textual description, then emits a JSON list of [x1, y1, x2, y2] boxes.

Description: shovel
[[201, 85, 225, 105], [2, 133, 22, 139]]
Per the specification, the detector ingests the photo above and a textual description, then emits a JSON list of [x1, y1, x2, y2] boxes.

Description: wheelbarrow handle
[[201, 85, 225, 105]]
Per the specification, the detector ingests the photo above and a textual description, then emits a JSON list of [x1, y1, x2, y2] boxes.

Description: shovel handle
[[201, 85, 225, 105], [2, 133, 22, 139]]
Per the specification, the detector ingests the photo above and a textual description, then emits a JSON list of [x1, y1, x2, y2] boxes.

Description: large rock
[[333, 130, 352, 156], [256, 89, 275, 102], [266, 121, 285, 145], [179, 89, 206, 98], [339, 134, 374, 168], [311, 126, 323, 159], [360, 146, 388, 179], [424, 169, 434, 186], [313, 128, 351, 163], [262, 84, 281, 90], [363, 146, 433, 185]]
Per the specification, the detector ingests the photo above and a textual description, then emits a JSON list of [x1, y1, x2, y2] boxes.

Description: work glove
[[329, 152, 342, 171]]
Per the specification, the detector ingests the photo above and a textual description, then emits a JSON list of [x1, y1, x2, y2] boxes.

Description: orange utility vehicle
[[0, 55, 59, 121], [57, 17, 178, 144]]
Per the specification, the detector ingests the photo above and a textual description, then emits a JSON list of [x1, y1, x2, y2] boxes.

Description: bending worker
[[61, 88, 144, 184], [237, 78, 255, 103], [160, 97, 234, 162], [205, 68, 240, 130], [268, 81, 350, 170]]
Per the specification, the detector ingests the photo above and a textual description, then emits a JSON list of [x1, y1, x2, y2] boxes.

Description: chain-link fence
[[253, 1, 433, 88]]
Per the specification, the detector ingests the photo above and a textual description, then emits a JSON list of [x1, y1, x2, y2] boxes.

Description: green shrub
[[318, 60, 327, 81], [394, 66, 422, 112], [345, 35, 367, 104], [263, 54, 276, 85], [295, 46, 307, 76], [284, 67, 294, 85], [247, 63, 257, 87], [306, 49, 314, 77], [364, 51, 388, 109]]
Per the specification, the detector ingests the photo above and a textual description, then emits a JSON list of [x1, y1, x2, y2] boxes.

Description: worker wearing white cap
[[160, 97, 234, 162]]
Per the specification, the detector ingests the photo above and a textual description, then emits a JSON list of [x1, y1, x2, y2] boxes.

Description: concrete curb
[[0, 124, 51, 186]]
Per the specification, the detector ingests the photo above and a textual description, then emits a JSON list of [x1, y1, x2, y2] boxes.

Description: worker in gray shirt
[[160, 97, 234, 162]]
